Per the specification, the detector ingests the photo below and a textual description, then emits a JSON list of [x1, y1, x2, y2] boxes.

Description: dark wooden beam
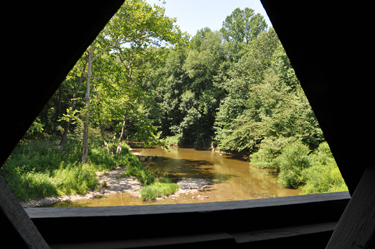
[[26, 192, 350, 247], [0, 175, 49, 248], [0, 2, 124, 248], [1, 0, 125, 167], [260, 0, 373, 195], [326, 167, 375, 248]]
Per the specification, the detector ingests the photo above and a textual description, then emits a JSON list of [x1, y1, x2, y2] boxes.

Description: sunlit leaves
[[220, 7, 268, 44]]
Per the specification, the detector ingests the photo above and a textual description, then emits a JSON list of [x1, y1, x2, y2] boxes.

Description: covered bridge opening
[[0, 1, 372, 248]]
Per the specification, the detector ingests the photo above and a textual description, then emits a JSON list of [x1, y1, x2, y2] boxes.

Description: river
[[50, 147, 300, 207]]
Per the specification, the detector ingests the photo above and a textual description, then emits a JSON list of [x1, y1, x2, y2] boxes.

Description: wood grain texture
[[327, 167, 375, 248]]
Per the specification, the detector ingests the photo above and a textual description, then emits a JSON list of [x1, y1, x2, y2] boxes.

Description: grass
[[1, 162, 98, 201], [116, 163, 180, 201], [140, 182, 179, 201], [0, 138, 180, 202], [1, 139, 131, 201]]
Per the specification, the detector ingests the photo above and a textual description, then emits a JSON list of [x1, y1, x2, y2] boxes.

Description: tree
[[77, 0, 188, 162], [163, 28, 225, 147], [59, 54, 88, 148], [220, 7, 268, 44], [214, 28, 280, 151]]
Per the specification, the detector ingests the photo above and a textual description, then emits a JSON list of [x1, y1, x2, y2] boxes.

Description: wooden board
[[0, 175, 49, 248], [327, 167, 375, 248]]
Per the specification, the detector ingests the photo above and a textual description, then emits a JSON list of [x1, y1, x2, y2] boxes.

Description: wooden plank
[[26, 192, 350, 218], [231, 221, 337, 243], [0, 175, 50, 249], [49, 233, 235, 249], [27, 192, 349, 246], [326, 167, 375, 248]]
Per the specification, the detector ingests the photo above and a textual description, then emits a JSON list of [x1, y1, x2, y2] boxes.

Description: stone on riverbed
[[177, 178, 212, 191]]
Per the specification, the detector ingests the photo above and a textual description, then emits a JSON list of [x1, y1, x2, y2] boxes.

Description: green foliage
[[217, 113, 263, 154], [300, 162, 348, 194], [123, 163, 155, 186], [0, 162, 98, 201], [300, 142, 348, 194], [220, 7, 268, 44], [1, 166, 58, 201], [214, 28, 282, 153], [165, 135, 179, 145], [250, 136, 296, 169], [251, 140, 348, 194], [140, 182, 179, 201], [16, 4, 342, 200], [25, 117, 44, 137], [0, 139, 135, 201], [52, 163, 98, 196], [276, 141, 312, 188], [157, 28, 225, 147]]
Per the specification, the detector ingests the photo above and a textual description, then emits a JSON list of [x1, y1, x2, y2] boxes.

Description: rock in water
[[177, 179, 212, 191]]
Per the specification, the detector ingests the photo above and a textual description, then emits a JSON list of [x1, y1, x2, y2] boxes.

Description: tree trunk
[[112, 135, 116, 155], [100, 123, 110, 154], [116, 54, 134, 156], [93, 83, 110, 154], [59, 122, 71, 149], [59, 57, 88, 149], [82, 46, 94, 164], [55, 87, 62, 123], [82, 113, 89, 164], [116, 109, 128, 156]]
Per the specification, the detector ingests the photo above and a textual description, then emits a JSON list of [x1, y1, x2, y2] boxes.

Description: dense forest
[[1, 0, 347, 201]]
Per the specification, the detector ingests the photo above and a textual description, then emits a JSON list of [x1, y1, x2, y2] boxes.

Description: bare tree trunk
[[55, 87, 62, 123], [116, 54, 135, 156], [112, 135, 116, 154], [59, 57, 88, 149], [93, 83, 110, 154], [99, 120, 110, 154], [116, 109, 128, 156], [82, 46, 94, 164]]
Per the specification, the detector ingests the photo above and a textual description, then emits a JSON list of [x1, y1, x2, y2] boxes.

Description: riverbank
[[20, 166, 141, 208], [20, 165, 213, 208]]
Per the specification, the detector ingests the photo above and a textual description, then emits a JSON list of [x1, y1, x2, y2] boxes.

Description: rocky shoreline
[[20, 166, 213, 208]]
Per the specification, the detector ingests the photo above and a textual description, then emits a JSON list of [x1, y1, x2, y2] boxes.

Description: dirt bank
[[20, 167, 141, 208], [20, 166, 213, 208]]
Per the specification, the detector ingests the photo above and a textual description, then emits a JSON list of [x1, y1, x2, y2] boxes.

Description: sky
[[144, 0, 272, 37]]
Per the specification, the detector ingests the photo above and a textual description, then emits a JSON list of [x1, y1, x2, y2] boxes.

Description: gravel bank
[[20, 166, 213, 208]]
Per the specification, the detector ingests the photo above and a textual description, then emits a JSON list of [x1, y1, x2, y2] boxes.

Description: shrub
[[300, 142, 348, 194], [251, 136, 296, 169], [140, 182, 179, 201], [308, 141, 336, 166], [124, 164, 155, 186], [300, 162, 348, 194], [165, 135, 179, 146], [276, 141, 312, 188]]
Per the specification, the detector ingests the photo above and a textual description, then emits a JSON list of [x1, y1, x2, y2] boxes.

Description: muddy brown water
[[50, 147, 300, 207]]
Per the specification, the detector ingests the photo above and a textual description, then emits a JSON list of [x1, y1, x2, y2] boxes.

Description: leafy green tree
[[220, 7, 268, 61], [58, 54, 89, 148], [220, 7, 268, 44], [214, 28, 280, 152], [169, 28, 225, 147], [154, 48, 189, 139], [76, 0, 188, 162]]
